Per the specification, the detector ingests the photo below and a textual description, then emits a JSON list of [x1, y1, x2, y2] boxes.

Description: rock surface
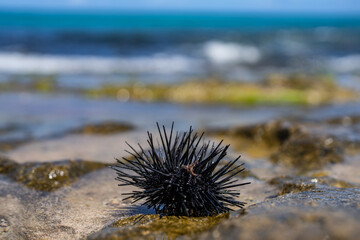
[[1, 113, 360, 239], [199, 188, 360, 240]]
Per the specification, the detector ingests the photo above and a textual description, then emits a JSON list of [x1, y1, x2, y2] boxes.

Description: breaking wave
[[203, 41, 261, 65], [329, 54, 360, 73]]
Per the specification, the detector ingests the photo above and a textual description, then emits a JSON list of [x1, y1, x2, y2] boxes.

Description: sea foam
[[0, 52, 201, 75], [203, 41, 261, 65], [329, 54, 360, 73]]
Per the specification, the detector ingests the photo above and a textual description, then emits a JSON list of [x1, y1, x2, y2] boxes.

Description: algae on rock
[[88, 213, 229, 240], [0, 157, 106, 191]]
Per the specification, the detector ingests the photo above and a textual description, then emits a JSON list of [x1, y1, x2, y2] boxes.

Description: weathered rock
[[211, 120, 347, 171], [0, 168, 137, 240], [200, 208, 360, 240], [1, 112, 360, 240], [270, 133, 344, 171], [199, 188, 360, 240], [0, 157, 106, 191]]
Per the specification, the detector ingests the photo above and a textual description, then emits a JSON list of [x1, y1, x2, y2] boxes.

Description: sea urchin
[[112, 123, 250, 217]]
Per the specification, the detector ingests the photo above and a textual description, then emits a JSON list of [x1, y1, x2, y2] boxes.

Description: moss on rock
[[88, 213, 228, 240], [0, 157, 106, 191]]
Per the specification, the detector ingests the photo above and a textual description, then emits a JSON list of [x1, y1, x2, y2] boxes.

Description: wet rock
[[0, 168, 136, 239], [0, 157, 106, 191], [268, 176, 359, 196], [270, 134, 344, 171], [209, 120, 303, 158], [225, 120, 299, 147], [199, 188, 360, 240], [88, 213, 229, 240], [69, 121, 134, 135], [212, 120, 347, 171], [200, 208, 360, 240], [247, 187, 360, 211], [268, 176, 316, 196]]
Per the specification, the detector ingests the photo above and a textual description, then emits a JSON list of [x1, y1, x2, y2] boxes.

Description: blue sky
[[0, 0, 360, 13]]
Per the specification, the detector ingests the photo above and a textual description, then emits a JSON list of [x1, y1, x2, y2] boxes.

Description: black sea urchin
[[112, 123, 250, 217]]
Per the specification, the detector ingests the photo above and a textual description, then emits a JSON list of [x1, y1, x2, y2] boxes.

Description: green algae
[[89, 82, 304, 105], [82, 74, 359, 106], [89, 213, 229, 240], [69, 121, 134, 135], [0, 157, 106, 191], [0, 74, 358, 106]]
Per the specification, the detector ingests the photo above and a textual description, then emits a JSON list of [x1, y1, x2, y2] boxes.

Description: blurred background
[[2, 2, 360, 239], [0, 0, 360, 152]]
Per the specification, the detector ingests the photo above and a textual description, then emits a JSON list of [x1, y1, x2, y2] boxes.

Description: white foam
[[0, 52, 202, 74], [203, 41, 261, 65], [329, 54, 360, 73]]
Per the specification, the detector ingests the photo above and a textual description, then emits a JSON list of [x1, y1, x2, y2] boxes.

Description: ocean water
[[0, 10, 360, 84]]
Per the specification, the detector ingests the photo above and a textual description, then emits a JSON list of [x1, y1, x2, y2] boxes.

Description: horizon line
[[0, 6, 360, 16]]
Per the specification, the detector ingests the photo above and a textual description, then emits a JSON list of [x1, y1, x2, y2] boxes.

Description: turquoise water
[[0, 10, 359, 83], [1, 10, 360, 30]]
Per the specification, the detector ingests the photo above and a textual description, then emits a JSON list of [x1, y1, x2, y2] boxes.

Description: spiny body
[[112, 123, 250, 217]]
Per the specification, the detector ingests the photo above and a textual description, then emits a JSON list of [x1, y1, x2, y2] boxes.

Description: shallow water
[[0, 92, 298, 139]]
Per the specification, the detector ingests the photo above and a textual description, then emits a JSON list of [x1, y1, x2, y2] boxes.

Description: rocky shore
[[1, 109, 359, 239]]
